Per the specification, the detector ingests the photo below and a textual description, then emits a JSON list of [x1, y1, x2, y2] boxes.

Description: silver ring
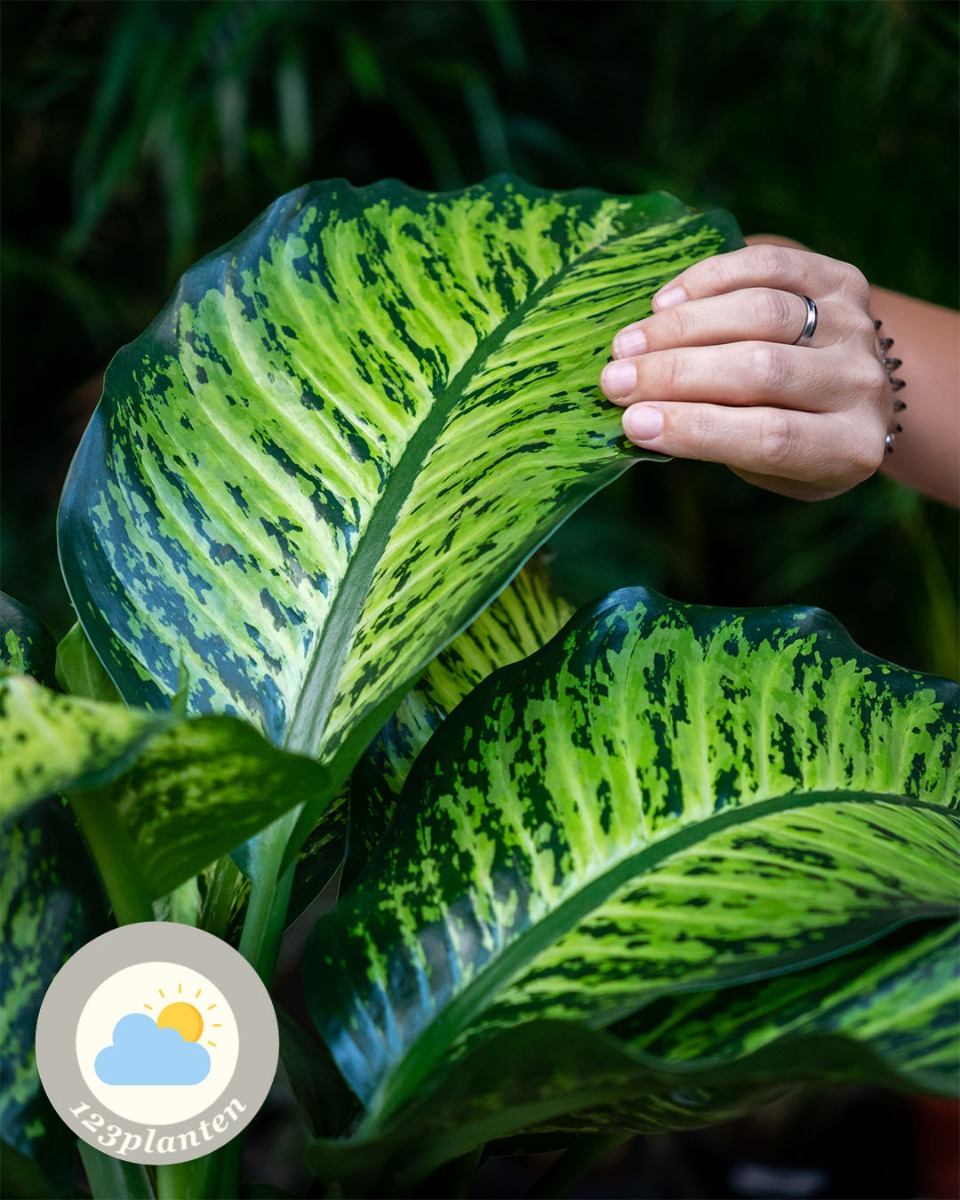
[[793, 295, 819, 346], [885, 432, 895, 454]]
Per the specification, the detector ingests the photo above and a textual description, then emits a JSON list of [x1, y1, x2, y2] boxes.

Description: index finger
[[652, 244, 870, 311]]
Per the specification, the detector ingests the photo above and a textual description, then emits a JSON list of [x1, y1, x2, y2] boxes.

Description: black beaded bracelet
[[875, 318, 906, 454]]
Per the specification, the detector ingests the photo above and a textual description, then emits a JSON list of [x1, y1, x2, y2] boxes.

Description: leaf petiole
[[69, 789, 154, 926]]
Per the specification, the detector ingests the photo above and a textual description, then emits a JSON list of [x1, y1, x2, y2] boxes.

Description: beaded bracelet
[[875, 318, 906, 454]]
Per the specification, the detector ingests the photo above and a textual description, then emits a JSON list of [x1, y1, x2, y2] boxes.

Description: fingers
[[612, 292, 871, 358], [598, 241, 891, 500], [650, 244, 871, 311], [600, 340, 885, 411], [620, 401, 887, 498]]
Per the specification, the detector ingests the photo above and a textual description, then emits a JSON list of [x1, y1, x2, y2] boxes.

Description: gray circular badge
[[36, 923, 279, 1165]]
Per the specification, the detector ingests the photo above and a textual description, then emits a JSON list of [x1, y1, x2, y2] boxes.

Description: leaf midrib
[[367, 790, 958, 1120], [281, 203, 648, 758]]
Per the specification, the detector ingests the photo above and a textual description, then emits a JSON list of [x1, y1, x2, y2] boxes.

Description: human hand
[[600, 241, 896, 501]]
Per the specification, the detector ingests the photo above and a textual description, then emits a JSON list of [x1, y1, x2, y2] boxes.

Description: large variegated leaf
[[343, 559, 574, 885], [305, 917, 957, 1193], [0, 674, 336, 896], [1, 800, 109, 1186], [304, 589, 959, 1121], [58, 178, 738, 800], [291, 563, 572, 919]]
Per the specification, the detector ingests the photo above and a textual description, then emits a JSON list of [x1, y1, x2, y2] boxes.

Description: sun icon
[[144, 983, 222, 1048]]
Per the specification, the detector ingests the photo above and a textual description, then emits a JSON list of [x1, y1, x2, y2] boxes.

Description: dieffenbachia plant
[[2, 178, 957, 1199], [302, 589, 958, 1189]]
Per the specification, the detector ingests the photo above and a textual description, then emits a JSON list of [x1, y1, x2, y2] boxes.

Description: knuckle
[[691, 255, 726, 294], [655, 352, 685, 395], [847, 427, 885, 481], [688, 405, 718, 453], [750, 342, 790, 394], [849, 309, 878, 341], [751, 243, 790, 279], [754, 288, 798, 331], [860, 356, 889, 402], [668, 303, 694, 341], [839, 261, 870, 304], [758, 410, 800, 469]]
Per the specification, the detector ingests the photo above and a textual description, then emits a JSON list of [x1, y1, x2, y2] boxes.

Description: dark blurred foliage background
[[1, 4, 958, 1195], [2, 0, 958, 678]]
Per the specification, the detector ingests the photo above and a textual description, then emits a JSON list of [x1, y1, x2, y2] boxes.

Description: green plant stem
[[69, 790, 154, 925], [70, 794, 156, 1199], [79, 1142, 155, 1200], [154, 1156, 211, 1200], [167, 876, 200, 926], [153, 879, 203, 1200], [237, 807, 300, 986], [206, 807, 301, 1200], [525, 1134, 631, 1200], [210, 1135, 244, 1200]]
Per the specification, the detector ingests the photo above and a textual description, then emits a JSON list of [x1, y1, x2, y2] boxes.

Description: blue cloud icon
[[94, 1013, 211, 1085]]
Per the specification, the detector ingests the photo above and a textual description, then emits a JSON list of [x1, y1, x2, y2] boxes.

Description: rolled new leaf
[[304, 588, 959, 1124], [56, 621, 122, 703], [59, 177, 738, 801]]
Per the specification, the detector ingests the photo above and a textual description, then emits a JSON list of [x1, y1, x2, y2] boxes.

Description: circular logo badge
[[36, 923, 278, 1165]]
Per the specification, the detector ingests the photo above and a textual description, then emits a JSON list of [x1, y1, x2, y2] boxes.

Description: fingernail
[[624, 405, 664, 441], [653, 284, 688, 311], [600, 360, 637, 399], [612, 326, 648, 358]]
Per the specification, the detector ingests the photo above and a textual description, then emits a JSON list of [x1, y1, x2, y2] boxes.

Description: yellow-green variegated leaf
[[0, 603, 109, 1185], [518, 921, 960, 1141], [305, 919, 958, 1198], [0, 675, 335, 896], [615, 919, 960, 1096], [58, 179, 739, 813], [0, 675, 159, 823], [342, 558, 574, 886], [1, 801, 109, 1185], [304, 589, 960, 1124], [291, 561, 573, 919]]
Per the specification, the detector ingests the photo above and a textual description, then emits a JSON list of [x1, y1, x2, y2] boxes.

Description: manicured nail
[[623, 405, 664, 441], [612, 326, 648, 358], [600, 360, 637, 399], [653, 284, 688, 311]]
